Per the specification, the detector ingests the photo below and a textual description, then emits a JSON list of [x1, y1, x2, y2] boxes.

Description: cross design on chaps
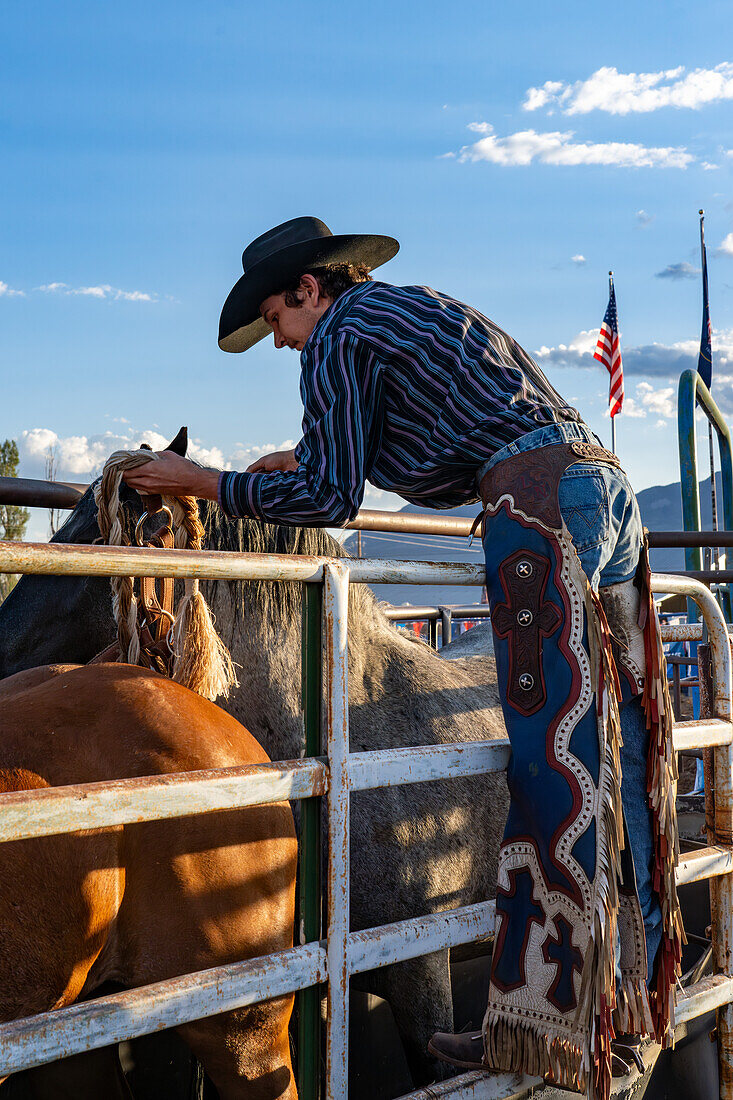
[[491, 549, 562, 715], [541, 914, 584, 1014], [491, 866, 546, 993]]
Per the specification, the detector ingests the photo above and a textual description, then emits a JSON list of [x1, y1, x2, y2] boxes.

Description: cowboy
[[123, 217, 680, 1096]]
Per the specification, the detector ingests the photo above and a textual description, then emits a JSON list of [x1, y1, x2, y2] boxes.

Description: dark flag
[[698, 209, 712, 389]]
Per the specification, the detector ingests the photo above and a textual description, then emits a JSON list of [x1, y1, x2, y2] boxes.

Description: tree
[[44, 442, 60, 537], [0, 440, 30, 603]]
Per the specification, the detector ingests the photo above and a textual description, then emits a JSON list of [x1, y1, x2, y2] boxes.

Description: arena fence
[[383, 604, 492, 648], [384, 606, 704, 725], [0, 541, 732, 1099]]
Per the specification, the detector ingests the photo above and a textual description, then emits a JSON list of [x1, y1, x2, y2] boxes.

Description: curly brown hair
[[277, 262, 372, 307]]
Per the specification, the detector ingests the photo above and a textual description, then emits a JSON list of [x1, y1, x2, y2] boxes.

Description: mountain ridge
[[344, 473, 723, 607]]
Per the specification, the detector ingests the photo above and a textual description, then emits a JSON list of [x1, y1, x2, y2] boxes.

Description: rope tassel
[[171, 583, 237, 700], [95, 448, 238, 701]]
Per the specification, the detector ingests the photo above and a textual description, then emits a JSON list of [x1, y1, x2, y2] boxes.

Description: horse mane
[[54, 483, 383, 633], [200, 500, 378, 625], [202, 500, 346, 559]]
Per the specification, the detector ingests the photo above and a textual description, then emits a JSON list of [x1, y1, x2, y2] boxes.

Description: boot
[[427, 1031, 486, 1070], [611, 1034, 645, 1077]]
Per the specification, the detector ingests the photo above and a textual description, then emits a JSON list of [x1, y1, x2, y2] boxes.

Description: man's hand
[[121, 452, 221, 500], [246, 448, 298, 474]]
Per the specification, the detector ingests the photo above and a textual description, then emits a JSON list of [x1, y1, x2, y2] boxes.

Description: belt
[[470, 440, 621, 542]]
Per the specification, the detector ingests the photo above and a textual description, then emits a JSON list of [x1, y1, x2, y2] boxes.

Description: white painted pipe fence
[[0, 544, 731, 1099]]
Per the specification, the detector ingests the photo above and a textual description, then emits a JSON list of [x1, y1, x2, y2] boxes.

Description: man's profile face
[[259, 274, 331, 352]]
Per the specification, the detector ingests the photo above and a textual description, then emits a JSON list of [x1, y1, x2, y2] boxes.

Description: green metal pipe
[[298, 582, 323, 1100], [677, 370, 733, 621]]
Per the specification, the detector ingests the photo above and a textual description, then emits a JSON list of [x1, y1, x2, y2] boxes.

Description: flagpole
[[609, 271, 617, 455], [700, 210, 719, 570]]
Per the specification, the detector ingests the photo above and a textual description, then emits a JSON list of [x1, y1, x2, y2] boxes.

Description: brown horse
[[0, 663, 298, 1100]]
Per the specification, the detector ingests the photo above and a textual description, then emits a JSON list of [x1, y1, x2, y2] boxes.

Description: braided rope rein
[[94, 449, 237, 701]]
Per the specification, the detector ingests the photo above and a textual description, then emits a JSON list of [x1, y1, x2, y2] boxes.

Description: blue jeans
[[481, 422, 662, 981]]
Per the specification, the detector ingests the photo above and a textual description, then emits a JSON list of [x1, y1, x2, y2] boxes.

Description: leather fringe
[[588, 585, 626, 1100], [483, 1010, 588, 1093], [638, 535, 684, 1044], [614, 974, 654, 1038], [482, 578, 626, 1100], [481, 532, 681, 1099]]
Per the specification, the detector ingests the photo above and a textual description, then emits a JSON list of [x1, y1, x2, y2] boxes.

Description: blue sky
[[2, 0, 733, 538]]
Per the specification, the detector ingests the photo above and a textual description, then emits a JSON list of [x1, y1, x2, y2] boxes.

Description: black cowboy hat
[[218, 216, 399, 353]]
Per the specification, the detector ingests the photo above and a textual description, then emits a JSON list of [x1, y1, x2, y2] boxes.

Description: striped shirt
[[219, 281, 582, 525]]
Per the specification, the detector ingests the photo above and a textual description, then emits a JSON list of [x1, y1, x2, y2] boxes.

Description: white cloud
[[635, 381, 676, 418], [717, 232, 733, 256], [179, 438, 227, 468], [76, 286, 107, 299], [361, 485, 405, 512], [535, 329, 600, 361], [618, 396, 647, 419], [18, 427, 227, 482], [456, 123, 692, 168], [571, 254, 586, 265], [701, 161, 720, 171], [523, 80, 565, 112], [523, 63, 733, 116], [636, 209, 654, 226], [37, 282, 155, 302], [17, 429, 410, 521], [229, 440, 297, 470], [18, 430, 406, 544], [601, 383, 675, 422], [0, 281, 25, 297], [534, 326, 733, 413]]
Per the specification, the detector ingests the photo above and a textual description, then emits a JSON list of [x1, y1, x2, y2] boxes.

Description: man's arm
[[246, 448, 298, 474], [121, 447, 299, 496], [219, 332, 381, 526], [122, 453, 221, 499]]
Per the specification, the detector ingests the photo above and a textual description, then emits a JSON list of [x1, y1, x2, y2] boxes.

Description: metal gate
[[0, 539, 732, 1099]]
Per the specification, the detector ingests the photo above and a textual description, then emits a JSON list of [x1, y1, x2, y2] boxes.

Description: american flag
[[593, 276, 623, 418]]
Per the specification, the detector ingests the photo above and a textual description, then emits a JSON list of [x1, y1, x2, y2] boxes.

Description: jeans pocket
[[558, 468, 611, 553]]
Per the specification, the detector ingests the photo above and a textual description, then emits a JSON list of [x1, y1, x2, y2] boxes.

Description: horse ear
[[165, 427, 188, 457]]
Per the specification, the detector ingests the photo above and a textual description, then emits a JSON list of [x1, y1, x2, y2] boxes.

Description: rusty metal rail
[[0, 476, 86, 509], [384, 606, 729, 654], [4, 471, 733, 551], [0, 549, 731, 1098]]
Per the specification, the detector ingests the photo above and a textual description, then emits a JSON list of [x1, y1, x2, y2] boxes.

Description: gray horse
[[0, 479, 508, 1084]]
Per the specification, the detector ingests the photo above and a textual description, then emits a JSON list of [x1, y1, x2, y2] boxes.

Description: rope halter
[[94, 448, 237, 701]]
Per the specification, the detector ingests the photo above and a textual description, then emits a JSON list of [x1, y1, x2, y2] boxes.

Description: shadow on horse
[[0, 658, 297, 1099]]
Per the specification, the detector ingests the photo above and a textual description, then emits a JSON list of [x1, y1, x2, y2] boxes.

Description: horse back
[[0, 664, 297, 1000], [0, 663, 273, 780]]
